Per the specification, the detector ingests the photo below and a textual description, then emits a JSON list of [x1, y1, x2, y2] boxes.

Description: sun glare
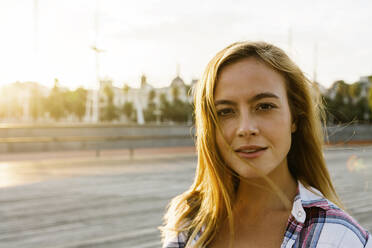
[[347, 155, 367, 172], [0, 162, 22, 188]]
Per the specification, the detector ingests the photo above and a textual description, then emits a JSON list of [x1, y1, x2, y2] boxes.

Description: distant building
[[83, 73, 196, 124], [357, 76, 371, 98], [0, 82, 50, 122]]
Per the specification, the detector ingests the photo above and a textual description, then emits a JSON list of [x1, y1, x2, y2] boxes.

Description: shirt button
[[297, 211, 303, 218]]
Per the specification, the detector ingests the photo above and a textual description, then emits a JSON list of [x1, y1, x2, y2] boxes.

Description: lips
[[235, 146, 267, 153], [234, 145, 267, 159]]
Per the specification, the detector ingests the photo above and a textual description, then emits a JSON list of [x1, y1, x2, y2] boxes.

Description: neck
[[233, 161, 297, 219]]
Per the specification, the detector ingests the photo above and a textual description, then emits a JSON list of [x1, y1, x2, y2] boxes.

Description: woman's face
[[214, 57, 296, 179]]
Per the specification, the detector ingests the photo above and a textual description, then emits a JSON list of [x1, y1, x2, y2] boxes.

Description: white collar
[[291, 181, 325, 223]]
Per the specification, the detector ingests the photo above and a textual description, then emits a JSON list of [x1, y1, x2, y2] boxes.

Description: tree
[[6, 101, 23, 120], [100, 84, 118, 122], [144, 102, 156, 123], [103, 84, 114, 103], [123, 83, 130, 96], [45, 79, 66, 121], [63, 90, 75, 116], [169, 99, 193, 123], [148, 89, 156, 102], [57, 87, 88, 122], [75, 88, 88, 121], [354, 98, 371, 122], [171, 85, 179, 101], [350, 82, 362, 99], [159, 93, 171, 122], [368, 87, 372, 120], [66, 87, 88, 121], [185, 84, 192, 98], [144, 89, 156, 122], [29, 87, 45, 121], [0, 102, 6, 119], [158, 92, 193, 123], [324, 80, 355, 124], [100, 103, 118, 122], [123, 101, 134, 121]]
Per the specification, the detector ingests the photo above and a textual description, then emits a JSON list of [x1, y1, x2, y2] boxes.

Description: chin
[[235, 168, 264, 179], [234, 164, 276, 180]]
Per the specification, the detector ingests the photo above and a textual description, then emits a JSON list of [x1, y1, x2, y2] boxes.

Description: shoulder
[[303, 203, 371, 247], [298, 184, 371, 247], [162, 226, 202, 248], [162, 231, 188, 248]]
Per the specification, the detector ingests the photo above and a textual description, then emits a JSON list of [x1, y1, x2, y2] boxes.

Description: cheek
[[216, 129, 226, 151], [215, 125, 235, 164], [216, 122, 234, 148], [260, 113, 293, 146], [215, 128, 233, 167], [273, 114, 294, 148]]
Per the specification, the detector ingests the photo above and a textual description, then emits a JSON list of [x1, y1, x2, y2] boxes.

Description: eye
[[256, 103, 276, 111], [217, 108, 234, 116]]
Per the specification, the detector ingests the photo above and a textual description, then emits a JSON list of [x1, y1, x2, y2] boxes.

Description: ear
[[291, 122, 297, 133]]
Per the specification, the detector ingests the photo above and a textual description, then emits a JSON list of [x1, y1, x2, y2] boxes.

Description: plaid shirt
[[163, 182, 371, 247]]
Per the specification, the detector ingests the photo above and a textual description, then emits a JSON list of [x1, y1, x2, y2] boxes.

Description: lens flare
[[346, 155, 366, 172]]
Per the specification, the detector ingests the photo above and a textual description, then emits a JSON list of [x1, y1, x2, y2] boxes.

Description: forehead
[[214, 57, 288, 100]]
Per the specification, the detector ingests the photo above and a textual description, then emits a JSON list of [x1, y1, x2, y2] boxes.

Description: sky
[[0, 0, 371, 90]]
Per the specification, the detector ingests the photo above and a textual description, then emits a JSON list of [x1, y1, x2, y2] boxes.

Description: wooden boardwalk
[[0, 146, 371, 248]]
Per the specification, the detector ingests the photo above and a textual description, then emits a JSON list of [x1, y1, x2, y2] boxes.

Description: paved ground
[[0, 145, 371, 248], [0, 146, 196, 163]]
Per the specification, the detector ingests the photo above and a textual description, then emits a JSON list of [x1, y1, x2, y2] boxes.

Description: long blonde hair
[[161, 41, 342, 247]]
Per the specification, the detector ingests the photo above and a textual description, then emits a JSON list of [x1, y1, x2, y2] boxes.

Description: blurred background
[[0, 0, 371, 247]]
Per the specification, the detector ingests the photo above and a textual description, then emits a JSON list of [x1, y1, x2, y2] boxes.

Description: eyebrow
[[215, 92, 279, 106]]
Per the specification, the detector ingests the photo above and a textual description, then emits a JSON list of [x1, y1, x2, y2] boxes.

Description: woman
[[160, 41, 371, 247]]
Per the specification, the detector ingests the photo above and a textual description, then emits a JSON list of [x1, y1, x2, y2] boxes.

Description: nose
[[237, 112, 259, 137]]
